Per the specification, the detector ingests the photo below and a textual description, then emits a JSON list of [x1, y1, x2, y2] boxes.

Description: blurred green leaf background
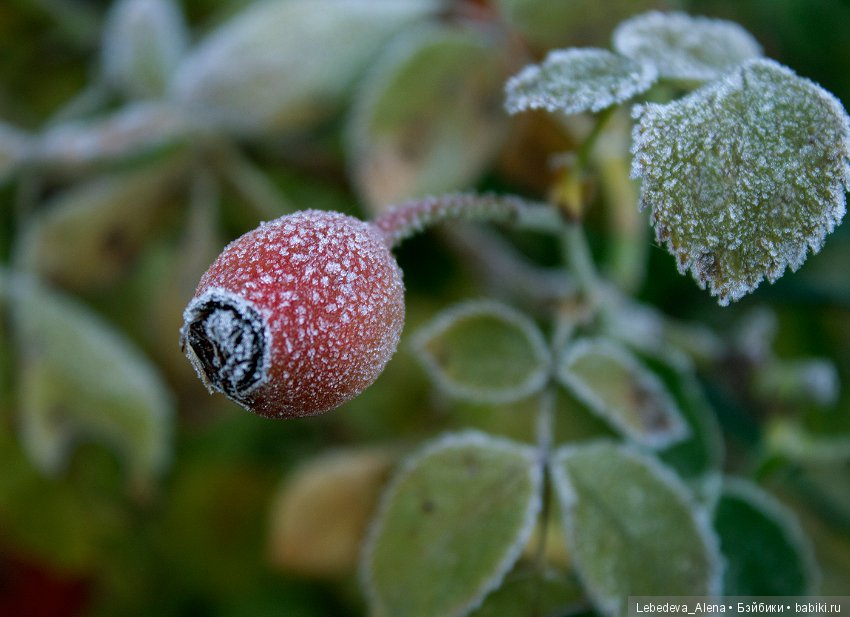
[[0, 0, 849, 615]]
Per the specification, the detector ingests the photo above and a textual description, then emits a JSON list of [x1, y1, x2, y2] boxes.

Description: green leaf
[[170, 0, 438, 135], [17, 155, 187, 291], [632, 59, 850, 305], [714, 478, 818, 594], [469, 564, 584, 617], [9, 275, 173, 487], [645, 355, 724, 479], [362, 431, 543, 617], [101, 0, 188, 98], [557, 338, 689, 448], [35, 102, 192, 171], [551, 442, 722, 616], [613, 11, 762, 83], [348, 26, 507, 212], [413, 300, 550, 404], [505, 48, 657, 116]]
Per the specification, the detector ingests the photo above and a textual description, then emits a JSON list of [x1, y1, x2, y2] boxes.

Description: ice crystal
[[613, 11, 762, 82], [504, 48, 657, 116], [632, 58, 850, 305], [186, 210, 405, 418]]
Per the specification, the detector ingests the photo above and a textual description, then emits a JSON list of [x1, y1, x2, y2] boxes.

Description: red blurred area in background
[[0, 551, 90, 617]]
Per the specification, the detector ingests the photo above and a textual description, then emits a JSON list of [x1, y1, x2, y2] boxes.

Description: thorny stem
[[374, 193, 564, 249]]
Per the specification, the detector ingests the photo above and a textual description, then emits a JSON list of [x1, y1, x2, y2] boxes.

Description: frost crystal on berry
[[632, 59, 850, 305], [180, 210, 405, 418]]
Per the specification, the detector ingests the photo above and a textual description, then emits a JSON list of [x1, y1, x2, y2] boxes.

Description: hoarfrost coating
[[181, 210, 405, 418], [632, 59, 850, 305]]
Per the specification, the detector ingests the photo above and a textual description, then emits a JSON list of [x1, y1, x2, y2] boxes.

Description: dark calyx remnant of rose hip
[[180, 296, 267, 402]]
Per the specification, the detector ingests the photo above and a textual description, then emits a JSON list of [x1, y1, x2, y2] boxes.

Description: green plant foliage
[[348, 26, 506, 212], [613, 11, 762, 82], [551, 442, 722, 616], [101, 0, 188, 99], [362, 431, 542, 617], [413, 300, 550, 404], [766, 419, 850, 464], [17, 155, 187, 291], [469, 565, 584, 617], [557, 338, 689, 448], [645, 355, 724, 479], [169, 0, 439, 135], [632, 58, 850, 304], [8, 275, 173, 486], [1, 2, 849, 614], [713, 478, 817, 594], [34, 102, 193, 171], [0, 428, 109, 572], [504, 48, 657, 116]]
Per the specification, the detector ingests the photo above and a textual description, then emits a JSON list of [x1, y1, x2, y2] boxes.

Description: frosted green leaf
[[505, 48, 657, 116], [17, 155, 187, 291], [102, 0, 188, 98], [714, 478, 817, 594], [469, 565, 584, 617], [9, 276, 173, 486], [613, 11, 762, 82], [362, 431, 542, 617], [632, 59, 850, 305], [642, 354, 724, 479], [551, 442, 722, 616], [348, 26, 506, 212], [557, 338, 688, 448], [413, 300, 550, 404], [170, 0, 438, 136], [35, 102, 192, 171]]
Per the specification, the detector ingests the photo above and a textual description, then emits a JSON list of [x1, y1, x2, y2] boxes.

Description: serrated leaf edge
[[630, 58, 850, 306], [504, 47, 658, 116], [360, 429, 544, 617], [612, 11, 763, 82], [557, 337, 690, 448], [413, 299, 551, 404], [550, 441, 724, 617], [718, 477, 820, 594]]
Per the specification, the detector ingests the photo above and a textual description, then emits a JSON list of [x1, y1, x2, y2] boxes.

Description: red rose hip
[[180, 210, 405, 418]]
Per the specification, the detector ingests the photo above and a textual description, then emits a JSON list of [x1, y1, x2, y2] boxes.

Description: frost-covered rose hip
[[180, 210, 405, 418]]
